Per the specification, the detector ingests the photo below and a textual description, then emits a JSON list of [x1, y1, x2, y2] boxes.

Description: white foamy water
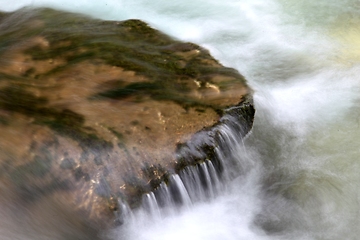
[[1, 0, 360, 239]]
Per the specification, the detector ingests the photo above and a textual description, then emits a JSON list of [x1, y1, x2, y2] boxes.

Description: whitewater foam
[[1, 0, 360, 239]]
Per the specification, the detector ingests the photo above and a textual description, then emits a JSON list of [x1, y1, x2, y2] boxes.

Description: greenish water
[[0, 0, 360, 239]]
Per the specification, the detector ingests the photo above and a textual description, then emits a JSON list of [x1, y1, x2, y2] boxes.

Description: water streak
[[1, 0, 360, 239]]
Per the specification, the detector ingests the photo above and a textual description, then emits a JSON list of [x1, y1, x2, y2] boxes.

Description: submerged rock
[[0, 8, 254, 229]]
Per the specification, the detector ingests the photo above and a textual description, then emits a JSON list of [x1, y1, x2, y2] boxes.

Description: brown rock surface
[[0, 8, 252, 228]]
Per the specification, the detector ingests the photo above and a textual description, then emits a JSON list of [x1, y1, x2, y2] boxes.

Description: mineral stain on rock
[[0, 7, 254, 230]]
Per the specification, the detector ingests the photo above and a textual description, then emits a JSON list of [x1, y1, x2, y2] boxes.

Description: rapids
[[1, 0, 360, 239]]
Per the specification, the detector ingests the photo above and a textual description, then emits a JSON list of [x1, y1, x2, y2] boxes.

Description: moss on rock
[[0, 7, 254, 227]]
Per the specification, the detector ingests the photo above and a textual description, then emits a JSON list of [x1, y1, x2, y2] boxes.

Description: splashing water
[[1, 0, 360, 239]]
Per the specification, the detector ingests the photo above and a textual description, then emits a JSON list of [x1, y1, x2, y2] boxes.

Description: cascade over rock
[[0, 8, 254, 229]]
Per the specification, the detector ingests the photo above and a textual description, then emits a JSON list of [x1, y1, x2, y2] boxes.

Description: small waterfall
[[111, 108, 261, 240], [1, 1, 360, 239], [141, 192, 161, 218], [179, 160, 221, 200], [142, 160, 221, 216], [135, 103, 253, 220]]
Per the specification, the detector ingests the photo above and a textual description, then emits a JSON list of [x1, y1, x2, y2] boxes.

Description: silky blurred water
[[1, 0, 360, 239]]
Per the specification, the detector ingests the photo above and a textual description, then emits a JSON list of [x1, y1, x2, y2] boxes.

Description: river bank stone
[[0, 8, 254, 229]]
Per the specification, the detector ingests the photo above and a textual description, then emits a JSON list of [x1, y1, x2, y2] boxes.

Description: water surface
[[1, 0, 360, 239]]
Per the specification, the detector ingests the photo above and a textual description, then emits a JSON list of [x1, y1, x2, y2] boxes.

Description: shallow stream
[[1, 0, 360, 239]]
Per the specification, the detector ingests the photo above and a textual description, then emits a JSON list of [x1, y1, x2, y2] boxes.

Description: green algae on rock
[[0, 7, 254, 229]]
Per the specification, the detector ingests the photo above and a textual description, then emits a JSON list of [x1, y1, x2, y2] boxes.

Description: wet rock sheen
[[0, 8, 254, 229]]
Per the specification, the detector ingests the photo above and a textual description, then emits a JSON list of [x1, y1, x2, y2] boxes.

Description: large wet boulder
[[0, 8, 254, 230]]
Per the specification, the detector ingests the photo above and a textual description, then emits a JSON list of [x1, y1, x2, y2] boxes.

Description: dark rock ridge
[[0, 7, 255, 230]]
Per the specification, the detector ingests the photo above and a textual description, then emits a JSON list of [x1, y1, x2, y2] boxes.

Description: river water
[[1, 0, 360, 239]]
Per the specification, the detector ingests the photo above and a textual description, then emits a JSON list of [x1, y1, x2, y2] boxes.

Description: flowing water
[[1, 0, 360, 239]]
